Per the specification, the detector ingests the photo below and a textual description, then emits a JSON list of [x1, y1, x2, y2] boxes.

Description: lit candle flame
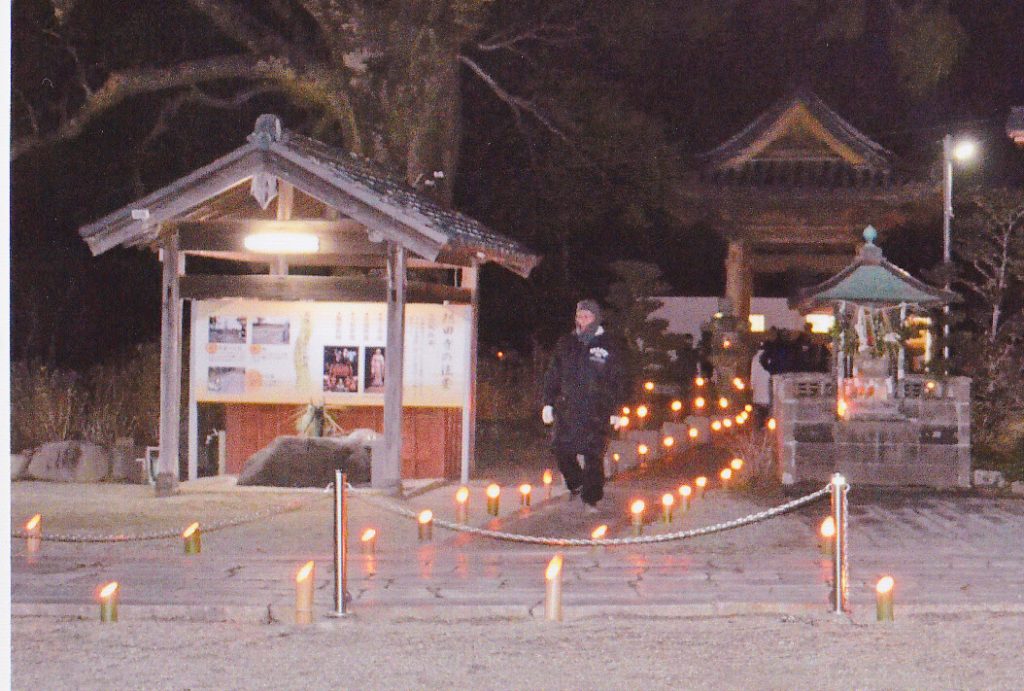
[[679, 484, 692, 497], [361, 528, 377, 542], [630, 499, 646, 515], [591, 524, 608, 540], [455, 486, 469, 504], [744, 404, 753, 412], [621, 406, 631, 415], [296, 561, 314, 582], [767, 418, 777, 430], [720, 468, 733, 481], [718, 397, 729, 409], [662, 436, 674, 448], [182, 522, 199, 539], [644, 381, 655, 392], [695, 377, 705, 387], [925, 381, 936, 391], [619, 416, 630, 428], [695, 476, 707, 488], [542, 469, 553, 485], [418, 510, 433, 524], [694, 396, 706, 409], [636, 405, 649, 419], [837, 398, 848, 418], [486, 483, 501, 499], [637, 444, 649, 455], [820, 516, 836, 538], [546, 554, 563, 580], [671, 400, 683, 412], [99, 582, 118, 599], [733, 377, 745, 390], [688, 427, 698, 439], [735, 416, 745, 425], [876, 576, 895, 594], [722, 339, 731, 349], [711, 420, 722, 431], [730, 458, 744, 470], [612, 453, 621, 461], [519, 484, 532, 496], [662, 493, 674, 507], [25, 514, 41, 531], [723, 418, 733, 428]]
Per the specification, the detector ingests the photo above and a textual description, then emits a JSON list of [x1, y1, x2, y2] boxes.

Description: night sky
[[10, 0, 1024, 366]]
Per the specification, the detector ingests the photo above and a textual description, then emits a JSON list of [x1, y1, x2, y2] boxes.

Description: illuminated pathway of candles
[[10, 449, 1024, 619]]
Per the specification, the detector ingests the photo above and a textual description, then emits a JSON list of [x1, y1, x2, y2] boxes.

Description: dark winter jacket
[[543, 328, 628, 454]]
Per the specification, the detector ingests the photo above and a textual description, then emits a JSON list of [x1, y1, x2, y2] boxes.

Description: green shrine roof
[[793, 226, 959, 310]]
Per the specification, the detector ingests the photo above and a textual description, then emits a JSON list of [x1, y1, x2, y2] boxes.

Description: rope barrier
[[10, 489, 333, 543], [352, 485, 831, 547]]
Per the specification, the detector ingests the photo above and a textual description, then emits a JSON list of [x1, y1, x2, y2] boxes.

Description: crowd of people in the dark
[[756, 325, 831, 376]]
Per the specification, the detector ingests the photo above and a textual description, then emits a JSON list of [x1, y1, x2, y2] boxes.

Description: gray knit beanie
[[575, 299, 603, 324]]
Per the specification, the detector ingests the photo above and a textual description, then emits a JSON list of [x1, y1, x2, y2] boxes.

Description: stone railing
[[771, 372, 971, 489]]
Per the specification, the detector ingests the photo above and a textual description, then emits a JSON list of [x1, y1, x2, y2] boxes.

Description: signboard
[[191, 299, 470, 407]]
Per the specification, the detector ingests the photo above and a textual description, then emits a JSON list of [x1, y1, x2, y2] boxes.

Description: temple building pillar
[[725, 238, 752, 322]]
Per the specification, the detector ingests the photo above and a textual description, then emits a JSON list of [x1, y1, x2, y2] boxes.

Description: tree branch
[[459, 54, 571, 146], [186, 0, 313, 65], [12, 54, 266, 160]]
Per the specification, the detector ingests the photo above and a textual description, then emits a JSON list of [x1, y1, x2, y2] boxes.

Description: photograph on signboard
[[208, 316, 247, 343], [251, 316, 291, 345], [323, 346, 359, 393], [208, 367, 246, 394], [364, 347, 386, 393]]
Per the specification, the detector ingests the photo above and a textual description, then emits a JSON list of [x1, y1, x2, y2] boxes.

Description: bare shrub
[[83, 344, 160, 446], [10, 361, 88, 451], [476, 348, 548, 422], [10, 344, 160, 452], [725, 428, 779, 492]]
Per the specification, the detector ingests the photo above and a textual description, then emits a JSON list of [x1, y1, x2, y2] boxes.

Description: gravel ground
[[13, 611, 1024, 690]]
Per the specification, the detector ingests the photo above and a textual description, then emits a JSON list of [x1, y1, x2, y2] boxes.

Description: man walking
[[542, 299, 628, 512]]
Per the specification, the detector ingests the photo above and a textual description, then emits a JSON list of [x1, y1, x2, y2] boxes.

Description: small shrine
[[772, 227, 970, 489]]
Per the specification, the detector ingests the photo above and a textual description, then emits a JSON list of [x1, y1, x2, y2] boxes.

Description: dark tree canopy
[[10, 0, 1024, 364]]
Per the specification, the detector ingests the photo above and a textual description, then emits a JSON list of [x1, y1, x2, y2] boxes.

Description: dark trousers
[[555, 446, 605, 505]]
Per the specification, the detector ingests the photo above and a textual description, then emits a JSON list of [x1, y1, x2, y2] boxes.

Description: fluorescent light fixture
[[244, 232, 320, 254], [748, 314, 766, 332]]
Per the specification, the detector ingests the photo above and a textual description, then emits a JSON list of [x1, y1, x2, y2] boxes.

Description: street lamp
[[941, 133, 978, 361]]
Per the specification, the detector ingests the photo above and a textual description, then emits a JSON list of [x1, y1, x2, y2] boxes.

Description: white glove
[[610, 415, 624, 430], [542, 405, 554, 425]]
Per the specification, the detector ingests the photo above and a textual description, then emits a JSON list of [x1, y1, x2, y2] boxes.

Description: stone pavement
[[10, 457, 1024, 623]]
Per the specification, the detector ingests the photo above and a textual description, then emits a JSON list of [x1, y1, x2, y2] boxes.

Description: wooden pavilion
[[670, 91, 934, 322], [78, 114, 539, 495]]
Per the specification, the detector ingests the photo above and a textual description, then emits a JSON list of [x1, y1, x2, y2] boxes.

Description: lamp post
[[941, 134, 978, 362]]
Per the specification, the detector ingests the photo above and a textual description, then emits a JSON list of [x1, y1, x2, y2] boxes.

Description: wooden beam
[[157, 233, 181, 496], [176, 220, 380, 255], [377, 242, 406, 490], [178, 274, 471, 304], [267, 146, 445, 262], [84, 146, 266, 255], [750, 252, 853, 274], [460, 263, 479, 484], [276, 181, 294, 221]]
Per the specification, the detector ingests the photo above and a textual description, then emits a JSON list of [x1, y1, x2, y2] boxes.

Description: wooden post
[[156, 233, 182, 496], [460, 262, 479, 484], [376, 242, 405, 491], [725, 239, 750, 322]]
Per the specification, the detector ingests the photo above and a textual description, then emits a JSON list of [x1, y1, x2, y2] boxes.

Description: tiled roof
[[793, 227, 958, 310], [280, 131, 538, 275]]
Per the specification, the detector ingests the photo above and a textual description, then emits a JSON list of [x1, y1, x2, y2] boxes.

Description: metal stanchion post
[[330, 470, 350, 617], [830, 473, 849, 614]]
